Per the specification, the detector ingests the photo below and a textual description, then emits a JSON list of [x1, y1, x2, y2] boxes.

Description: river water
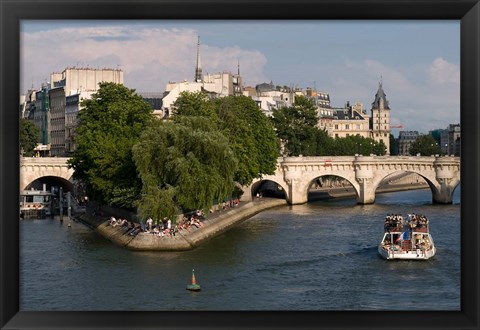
[[20, 188, 460, 311]]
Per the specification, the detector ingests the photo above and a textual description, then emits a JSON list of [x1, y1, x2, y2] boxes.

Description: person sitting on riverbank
[[146, 217, 153, 231], [109, 216, 116, 226], [188, 215, 203, 228]]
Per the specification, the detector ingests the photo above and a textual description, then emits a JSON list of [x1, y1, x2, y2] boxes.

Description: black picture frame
[[1, 0, 478, 329]]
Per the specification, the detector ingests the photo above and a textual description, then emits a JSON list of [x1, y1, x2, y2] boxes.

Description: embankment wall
[[78, 198, 287, 251]]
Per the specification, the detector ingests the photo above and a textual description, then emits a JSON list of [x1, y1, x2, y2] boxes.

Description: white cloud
[[21, 25, 268, 93], [20, 25, 459, 134], [318, 58, 459, 134], [428, 57, 460, 85]]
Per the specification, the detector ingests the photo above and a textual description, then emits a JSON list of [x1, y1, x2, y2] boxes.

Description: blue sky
[[20, 20, 460, 134]]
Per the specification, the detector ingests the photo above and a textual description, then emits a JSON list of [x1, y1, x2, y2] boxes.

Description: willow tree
[[173, 92, 279, 186], [68, 82, 153, 209], [132, 117, 237, 221]]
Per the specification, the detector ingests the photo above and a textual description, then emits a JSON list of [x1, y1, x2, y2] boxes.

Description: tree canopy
[[331, 135, 387, 156], [20, 118, 39, 156], [212, 95, 279, 185], [174, 92, 279, 185], [271, 96, 319, 156], [68, 82, 153, 209], [132, 117, 237, 221], [409, 134, 443, 156], [271, 96, 386, 156]]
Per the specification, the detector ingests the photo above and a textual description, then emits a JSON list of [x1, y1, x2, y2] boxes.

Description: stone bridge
[[20, 155, 460, 205], [245, 155, 460, 205], [20, 157, 74, 191]]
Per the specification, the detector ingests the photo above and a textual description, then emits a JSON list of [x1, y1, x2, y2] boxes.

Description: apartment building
[[397, 131, 419, 155]]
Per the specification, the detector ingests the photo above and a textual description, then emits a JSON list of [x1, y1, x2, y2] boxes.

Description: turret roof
[[371, 82, 390, 110]]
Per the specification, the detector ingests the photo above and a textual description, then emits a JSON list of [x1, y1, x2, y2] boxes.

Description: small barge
[[378, 214, 436, 260], [20, 189, 54, 219]]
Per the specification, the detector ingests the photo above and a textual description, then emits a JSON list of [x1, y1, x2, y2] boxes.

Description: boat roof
[[20, 190, 55, 196]]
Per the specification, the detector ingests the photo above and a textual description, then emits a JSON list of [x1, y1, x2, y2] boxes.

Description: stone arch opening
[[373, 171, 434, 202], [250, 179, 287, 200], [307, 175, 358, 203], [24, 176, 74, 194]]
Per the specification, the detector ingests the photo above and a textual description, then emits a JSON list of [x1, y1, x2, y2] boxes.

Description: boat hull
[[378, 245, 436, 260], [378, 228, 436, 260]]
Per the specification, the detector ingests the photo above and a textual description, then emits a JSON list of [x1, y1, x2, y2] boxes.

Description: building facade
[[25, 67, 124, 156], [440, 123, 461, 156], [330, 102, 370, 139], [162, 37, 243, 115], [49, 87, 66, 156], [397, 131, 419, 155], [50, 67, 123, 95]]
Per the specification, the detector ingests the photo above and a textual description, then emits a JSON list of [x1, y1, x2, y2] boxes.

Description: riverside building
[[161, 36, 243, 117], [23, 67, 124, 156]]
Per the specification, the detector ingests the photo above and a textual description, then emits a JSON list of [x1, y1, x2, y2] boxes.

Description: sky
[[20, 20, 460, 134]]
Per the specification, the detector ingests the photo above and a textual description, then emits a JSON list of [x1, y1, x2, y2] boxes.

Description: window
[[335, 124, 339, 129], [346, 124, 350, 130]]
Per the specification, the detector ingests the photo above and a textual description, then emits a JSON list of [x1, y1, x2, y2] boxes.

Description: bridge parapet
[[20, 157, 74, 190], [250, 155, 460, 205]]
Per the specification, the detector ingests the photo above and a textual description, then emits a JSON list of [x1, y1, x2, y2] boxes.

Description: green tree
[[389, 133, 399, 155], [409, 134, 443, 156], [271, 96, 319, 156], [20, 118, 39, 156], [173, 92, 279, 186], [172, 91, 217, 119], [213, 95, 279, 185], [132, 117, 237, 221], [68, 82, 153, 209], [314, 128, 335, 156], [330, 135, 386, 156]]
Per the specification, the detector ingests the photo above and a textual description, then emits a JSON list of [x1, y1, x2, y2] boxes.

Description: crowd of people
[[108, 215, 182, 237], [105, 198, 242, 238], [384, 213, 429, 233], [407, 213, 429, 231], [209, 198, 240, 213], [384, 214, 405, 232]]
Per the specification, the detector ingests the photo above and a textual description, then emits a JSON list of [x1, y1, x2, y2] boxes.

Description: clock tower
[[370, 81, 391, 155]]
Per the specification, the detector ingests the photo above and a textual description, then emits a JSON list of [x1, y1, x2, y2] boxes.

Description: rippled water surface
[[20, 188, 460, 310]]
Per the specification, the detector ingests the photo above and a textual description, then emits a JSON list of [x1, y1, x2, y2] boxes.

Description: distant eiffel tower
[[194, 36, 203, 83]]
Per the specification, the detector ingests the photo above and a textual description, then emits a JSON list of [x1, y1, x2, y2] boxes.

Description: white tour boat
[[378, 214, 436, 260]]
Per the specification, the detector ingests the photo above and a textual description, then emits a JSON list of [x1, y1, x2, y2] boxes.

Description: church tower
[[194, 36, 203, 83], [370, 81, 391, 154]]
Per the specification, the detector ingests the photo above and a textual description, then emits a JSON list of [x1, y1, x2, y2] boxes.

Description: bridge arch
[[304, 174, 360, 202], [244, 155, 460, 205], [250, 179, 287, 200], [369, 167, 460, 205], [24, 175, 74, 193], [20, 157, 75, 191]]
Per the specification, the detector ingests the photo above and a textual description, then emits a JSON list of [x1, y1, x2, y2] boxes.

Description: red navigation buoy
[[186, 269, 201, 291]]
